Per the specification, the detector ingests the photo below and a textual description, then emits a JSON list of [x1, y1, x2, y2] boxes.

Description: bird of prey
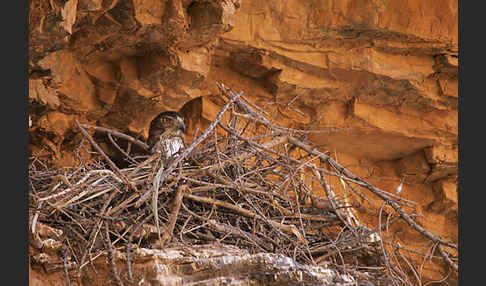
[[147, 111, 186, 161]]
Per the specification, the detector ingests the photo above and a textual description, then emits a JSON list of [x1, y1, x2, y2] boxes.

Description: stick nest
[[29, 84, 457, 285]]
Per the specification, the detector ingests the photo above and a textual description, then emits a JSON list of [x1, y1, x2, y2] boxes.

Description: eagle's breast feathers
[[151, 135, 185, 160]]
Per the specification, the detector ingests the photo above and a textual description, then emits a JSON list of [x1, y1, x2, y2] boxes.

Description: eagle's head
[[147, 111, 186, 154], [149, 111, 185, 136]]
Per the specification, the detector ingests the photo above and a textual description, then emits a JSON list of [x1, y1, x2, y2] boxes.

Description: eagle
[[147, 111, 186, 161]]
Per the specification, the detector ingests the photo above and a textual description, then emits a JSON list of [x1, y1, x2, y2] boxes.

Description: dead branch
[[103, 220, 124, 286], [28, 83, 457, 286], [160, 184, 186, 246], [288, 136, 457, 250], [76, 121, 138, 194], [79, 124, 149, 151]]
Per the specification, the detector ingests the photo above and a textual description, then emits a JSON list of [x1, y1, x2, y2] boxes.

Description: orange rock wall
[[29, 0, 458, 283]]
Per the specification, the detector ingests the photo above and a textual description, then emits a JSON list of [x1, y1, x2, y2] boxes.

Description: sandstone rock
[[78, 0, 102, 11], [433, 177, 457, 203], [82, 60, 117, 83], [37, 112, 74, 136], [133, 0, 167, 25], [30, 242, 359, 286], [424, 145, 458, 182], [40, 239, 64, 252], [424, 145, 458, 165], [60, 0, 78, 35], [35, 223, 63, 239], [439, 179, 458, 204], [438, 78, 458, 99], [95, 84, 118, 105], [428, 177, 458, 213], [29, 0, 73, 62], [31, 253, 52, 265], [178, 46, 212, 88], [136, 53, 175, 94], [434, 54, 459, 76], [38, 50, 100, 113], [29, 79, 60, 109], [28, 0, 458, 284], [396, 151, 431, 182]]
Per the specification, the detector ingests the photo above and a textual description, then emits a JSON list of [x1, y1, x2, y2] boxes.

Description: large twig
[[76, 121, 138, 194], [107, 134, 138, 164], [160, 184, 186, 246], [103, 220, 124, 286], [287, 136, 458, 251], [180, 202, 271, 251], [62, 250, 71, 286], [437, 244, 458, 271], [133, 86, 244, 208], [315, 164, 359, 239], [184, 193, 305, 241], [79, 124, 149, 151]]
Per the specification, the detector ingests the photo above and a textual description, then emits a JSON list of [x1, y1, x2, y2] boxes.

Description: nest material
[[29, 83, 457, 286]]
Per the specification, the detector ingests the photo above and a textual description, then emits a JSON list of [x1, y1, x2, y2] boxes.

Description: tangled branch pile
[[29, 84, 457, 285]]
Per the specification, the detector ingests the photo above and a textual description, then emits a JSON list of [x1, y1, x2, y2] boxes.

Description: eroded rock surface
[[30, 237, 362, 286], [29, 0, 458, 284]]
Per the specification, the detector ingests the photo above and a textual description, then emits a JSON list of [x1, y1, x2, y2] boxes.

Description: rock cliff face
[[29, 0, 457, 284]]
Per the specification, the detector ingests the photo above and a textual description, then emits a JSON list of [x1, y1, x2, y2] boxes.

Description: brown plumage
[[147, 111, 186, 160]]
